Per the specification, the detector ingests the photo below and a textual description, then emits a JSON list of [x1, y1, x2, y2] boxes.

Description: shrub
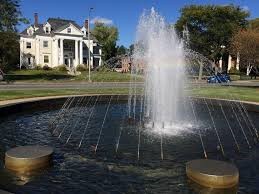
[[53, 65, 67, 72], [34, 65, 43, 70], [43, 65, 52, 71], [228, 67, 240, 75], [96, 65, 112, 72], [76, 64, 87, 71]]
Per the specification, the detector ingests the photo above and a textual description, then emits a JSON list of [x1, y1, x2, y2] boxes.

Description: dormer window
[[26, 42, 31, 49], [67, 28, 71, 33], [27, 28, 34, 36], [44, 22, 51, 34]]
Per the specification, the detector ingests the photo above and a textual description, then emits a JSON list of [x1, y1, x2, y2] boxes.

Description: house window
[[93, 46, 99, 55], [46, 27, 49, 33], [67, 28, 71, 33], [28, 30, 33, 35], [44, 55, 49, 63], [28, 57, 31, 65], [43, 41, 48, 48], [26, 42, 31, 49]]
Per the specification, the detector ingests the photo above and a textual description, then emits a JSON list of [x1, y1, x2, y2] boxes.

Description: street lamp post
[[219, 45, 225, 72], [88, 7, 93, 82]]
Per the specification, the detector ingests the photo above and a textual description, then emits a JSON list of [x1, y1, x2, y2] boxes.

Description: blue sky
[[19, 0, 259, 47]]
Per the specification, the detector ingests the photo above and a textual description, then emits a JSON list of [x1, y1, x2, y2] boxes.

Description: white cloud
[[90, 16, 113, 25]]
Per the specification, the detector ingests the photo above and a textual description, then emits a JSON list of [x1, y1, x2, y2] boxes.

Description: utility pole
[[88, 7, 93, 82]]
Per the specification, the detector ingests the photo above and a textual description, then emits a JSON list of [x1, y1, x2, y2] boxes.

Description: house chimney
[[84, 19, 89, 30], [34, 13, 38, 26]]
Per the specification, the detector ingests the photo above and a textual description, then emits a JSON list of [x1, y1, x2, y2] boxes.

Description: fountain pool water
[[0, 98, 259, 193]]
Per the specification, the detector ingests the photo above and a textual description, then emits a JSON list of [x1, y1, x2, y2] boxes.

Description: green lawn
[[0, 88, 130, 101], [6, 70, 143, 82], [0, 86, 259, 103], [190, 86, 259, 102]]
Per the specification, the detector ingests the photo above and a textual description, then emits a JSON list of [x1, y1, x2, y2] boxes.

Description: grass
[[6, 70, 143, 82], [190, 86, 259, 102], [0, 88, 130, 101], [0, 86, 259, 103]]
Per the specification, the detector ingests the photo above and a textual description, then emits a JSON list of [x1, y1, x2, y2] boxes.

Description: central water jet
[[130, 8, 188, 134]]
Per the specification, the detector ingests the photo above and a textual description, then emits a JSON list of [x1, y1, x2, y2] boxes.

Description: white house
[[20, 13, 102, 69]]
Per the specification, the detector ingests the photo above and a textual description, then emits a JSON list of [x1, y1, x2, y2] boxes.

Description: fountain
[[128, 8, 240, 188], [129, 8, 193, 137], [0, 8, 259, 194]]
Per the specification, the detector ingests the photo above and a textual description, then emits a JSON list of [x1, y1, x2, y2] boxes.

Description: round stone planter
[[186, 159, 239, 188], [5, 145, 53, 172]]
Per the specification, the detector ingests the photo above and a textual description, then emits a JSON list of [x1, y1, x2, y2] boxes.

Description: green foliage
[[96, 65, 112, 72], [0, 0, 28, 71], [34, 65, 43, 70], [175, 4, 249, 61], [6, 69, 73, 81], [249, 18, 259, 32], [129, 44, 134, 56], [76, 64, 87, 72], [42, 65, 52, 71], [228, 67, 240, 74], [0, 0, 28, 32], [0, 31, 19, 71], [53, 65, 67, 72], [116, 45, 127, 56], [92, 23, 118, 60]]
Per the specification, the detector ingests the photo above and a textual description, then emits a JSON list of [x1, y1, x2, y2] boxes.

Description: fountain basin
[[5, 145, 53, 172], [0, 95, 258, 193], [186, 159, 239, 188]]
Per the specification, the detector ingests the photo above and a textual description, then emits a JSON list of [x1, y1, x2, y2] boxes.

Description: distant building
[[20, 13, 102, 69]]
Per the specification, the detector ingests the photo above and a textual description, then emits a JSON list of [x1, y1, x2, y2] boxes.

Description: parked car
[[207, 73, 231, 83]]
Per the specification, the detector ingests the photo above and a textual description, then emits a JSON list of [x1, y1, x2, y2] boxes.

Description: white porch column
[[60, 39, 64, 65], [75, 40, 79, 66], [35, 38, 40, 65], [19, 39, 23, 69], [52, 39, 58, 66], [227, 54, 232, 72], [79, 40, 83, 64], [236, 52, 240, 71]]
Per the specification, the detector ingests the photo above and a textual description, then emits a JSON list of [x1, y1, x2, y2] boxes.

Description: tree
[[230, 29, 259, 73], [0, 0, 28, 71], [129, 44, 134, 56], [0, 32, 19, 70], [0, 0, 28, 32], [116, 45, 127, 56], [249, 18, 259, 32], [175, 5, 249, 62], [92, 22, 118, 61]]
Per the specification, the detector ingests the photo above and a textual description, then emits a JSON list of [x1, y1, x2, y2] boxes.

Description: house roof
[[20, 17, 98, 42], [47, 18, 82, 31]]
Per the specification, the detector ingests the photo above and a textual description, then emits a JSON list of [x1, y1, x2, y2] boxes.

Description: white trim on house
[[20, 17, 102, 69]]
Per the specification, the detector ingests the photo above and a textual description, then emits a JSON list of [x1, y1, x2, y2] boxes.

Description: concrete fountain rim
[[0, 94, 259, 111]]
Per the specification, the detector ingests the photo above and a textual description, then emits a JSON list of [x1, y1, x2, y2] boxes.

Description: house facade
[[20, 13, 102, 69]]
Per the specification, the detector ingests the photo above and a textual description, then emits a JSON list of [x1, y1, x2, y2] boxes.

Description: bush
[[53, 65, 67, 72], [43, 65, 52, 71], [34, 65, 43, 70], [228, 67, 240, 74], [76, 64, 87, 71], [96, 65, 112, 72]]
